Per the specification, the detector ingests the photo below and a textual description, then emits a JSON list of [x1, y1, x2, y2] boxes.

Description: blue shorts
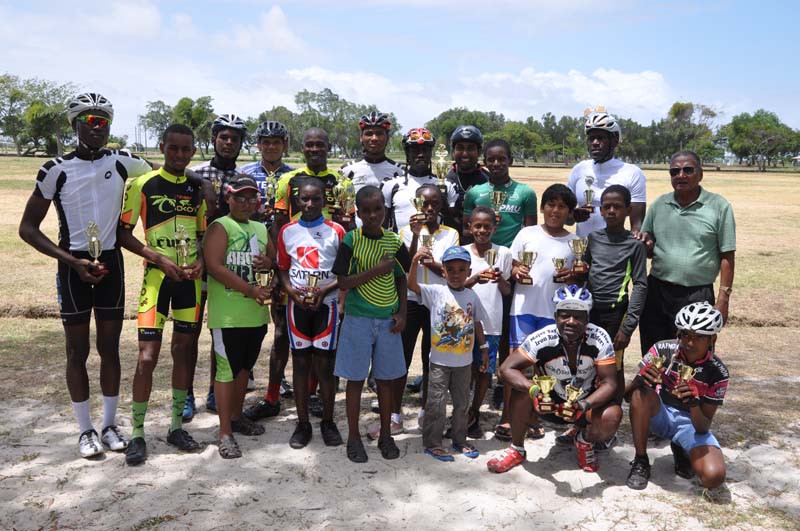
[[650, 399, 720, 452], [334, 315, 407, 381], [510, 314, 555, 348], [472, 335, 500, 374]]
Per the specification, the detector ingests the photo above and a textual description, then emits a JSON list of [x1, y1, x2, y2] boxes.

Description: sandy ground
[[1, 389, 799, 531]]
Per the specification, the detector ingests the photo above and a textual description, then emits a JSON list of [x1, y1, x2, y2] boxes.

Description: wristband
[[686, 397, 700, 407], [479, 343, 490, 350], [528, 384, 540, 400]]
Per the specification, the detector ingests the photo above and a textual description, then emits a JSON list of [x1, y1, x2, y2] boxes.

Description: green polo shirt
[[463, 179, 538, 247], [642, 187, 736, 286]]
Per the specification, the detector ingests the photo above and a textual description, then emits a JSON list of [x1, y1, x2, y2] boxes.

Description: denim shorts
[[650, 398, 720, 452], [334, 315, 407, 381], [472, 334, 500, 374], [510, 314, 555, 348]]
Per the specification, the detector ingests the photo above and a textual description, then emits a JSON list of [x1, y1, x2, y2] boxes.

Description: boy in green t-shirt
[[332, 185, 411, 463]]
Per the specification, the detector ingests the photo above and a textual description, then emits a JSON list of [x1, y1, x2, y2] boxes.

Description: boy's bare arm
[[407, 252, 424, 295]]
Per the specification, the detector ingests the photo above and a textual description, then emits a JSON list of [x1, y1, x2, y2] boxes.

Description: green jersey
[[463, 178, 537, 247]]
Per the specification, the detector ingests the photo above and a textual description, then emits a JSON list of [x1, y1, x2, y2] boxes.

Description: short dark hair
[[355, 185, 383, 209], [541, 183, 577, 211], [415, 183, 443, 202], [470, 205, 496, 225], [601, 184, 631, 206], [296, 176, 325, 195], [669, 150, 702, 167], [484, 138, 512, 160], [162, 123, 194, 142]]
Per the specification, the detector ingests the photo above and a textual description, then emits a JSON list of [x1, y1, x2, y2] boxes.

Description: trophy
[[174, 224, 191, 268], [535, 375, 557, 413], [304, 272, 320, 305], [491, 191, 508, 223], [517, 251, 536, 285], [583, 176, 595, 213], [256, 269, 274, 306], [433, 143, 449, 195], [419, 228, 433, 265], [672, 363, 697, 397], [568, 238, 589, 276], [411, 196, 426, 223], [85, 221, 102, 266], [561, 384, 584, 421], [651, 354, 667, 384], [483, 249, 498, 282], [333, 180, 355, 223], [552, 257, 567, 283]]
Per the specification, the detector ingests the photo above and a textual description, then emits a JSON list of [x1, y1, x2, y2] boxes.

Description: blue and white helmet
[[675, 302, 723, 336], [553, 285, 593, 314], [67, 93, 114, 124]]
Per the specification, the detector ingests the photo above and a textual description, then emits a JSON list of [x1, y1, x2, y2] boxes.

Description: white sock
[[391, 413, 402, 424], [102, 395, 119, 430], [510, 443, 526, 454], [72, 399, 93, 433]]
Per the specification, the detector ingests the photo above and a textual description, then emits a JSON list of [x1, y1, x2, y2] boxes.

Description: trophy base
[[410, 214, 427, 224], [519, 277, 533, 285], [571, 264, 588, 275], [539, 402, 555, 414], [421, 257, 433, 265], [339, 215, 352, 223], [494, 214, 502, 224], [582, 205, 595, 213], [552, 275, 566, 283]]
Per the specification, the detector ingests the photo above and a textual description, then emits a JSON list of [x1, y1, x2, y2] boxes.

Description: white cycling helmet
[[212, 113, 247, 136], [67, 93, 114, 125], [675, 301, 723, 336], [553, 284, 593, 314], [584, 111, 622, 143]]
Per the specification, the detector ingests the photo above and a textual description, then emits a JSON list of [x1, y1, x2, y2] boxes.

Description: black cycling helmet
[[255, 120, 289, 139], [450, 125, 483, 149], [212, 113, 247, 137], [359, 111, 391, 131]]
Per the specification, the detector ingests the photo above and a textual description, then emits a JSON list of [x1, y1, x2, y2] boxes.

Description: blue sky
[[2, 0, 796, 142]]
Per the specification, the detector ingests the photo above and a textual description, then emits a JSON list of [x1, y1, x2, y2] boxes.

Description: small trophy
[[433, 143, 449, 195], [536, 375, 556, 413], [561, 384, 584, 421], [517, 251, 536, 285], [491, 191, 508, 223], [411, 196, 426, 223], [651, 354, 667, 384], [174, 224, 191, 268], [483, 248, 498, 282], [333, 180, 355, 223], [568, 238, 589, 276], [304, 272, 320, 305], [671, 363, 697, 397], [256, 269, 274, 306], [552, 257, 567, 283], [85, 221, 107, 274], [583, 176, 595, 213], [419, 228, 433, 265]]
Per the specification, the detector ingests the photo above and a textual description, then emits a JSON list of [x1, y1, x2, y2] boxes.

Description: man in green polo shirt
[[462, 138, 537, 247], [638, 150, 735, 355]]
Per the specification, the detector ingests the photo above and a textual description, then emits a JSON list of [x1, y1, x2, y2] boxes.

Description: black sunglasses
[[669, 166, 696, 177]]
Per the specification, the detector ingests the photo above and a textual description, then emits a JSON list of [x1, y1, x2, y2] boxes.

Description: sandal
[[346, 439, 368, 463], [231, 417, 266, 436], [494, 423, 512, 441], [452, 442, 480, 459], [424, 447, 454, 462], [218, 435, 242, 459], [526, 424, 545, 440]]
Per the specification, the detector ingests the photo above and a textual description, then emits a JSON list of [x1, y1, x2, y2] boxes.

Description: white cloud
[[215, 6, 307, 55]]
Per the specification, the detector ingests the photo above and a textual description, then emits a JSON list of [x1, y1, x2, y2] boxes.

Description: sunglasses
[[75, 114, 111, 128], [669, 166, 696, 177], [231, 195, 260, 205]]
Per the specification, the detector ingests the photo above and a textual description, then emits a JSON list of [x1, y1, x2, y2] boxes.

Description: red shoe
[[575, 431, 598, 472], [486, 446, 526, 473]]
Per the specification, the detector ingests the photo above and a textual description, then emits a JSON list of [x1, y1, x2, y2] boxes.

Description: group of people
[[19, 94, 735, 495]]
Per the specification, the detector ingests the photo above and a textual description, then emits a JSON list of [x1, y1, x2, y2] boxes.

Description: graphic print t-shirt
[[419, 284, 487, 368]]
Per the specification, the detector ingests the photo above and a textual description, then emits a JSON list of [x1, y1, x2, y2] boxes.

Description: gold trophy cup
[[561, 384, 584, 420], [256, 269, 274, 306], [411, 196, 426, 223], [174, 224, 191, 268], [536, 375, 557, 413], [419, 228, 433, 265], [491, 191, 508, 223], [672, 363, 697, 397], [552, 257, 567, 283], [651, 354, 667, 384], [518, 251, 536, 285], [333, 180, 355, 223], [304, 272, 320, 305], [583, 176, 595, 213], [433, 143, 450, 195], [85, 221, 102, 266], [569, 238, 589, 276], [483, 248, 498, 282]]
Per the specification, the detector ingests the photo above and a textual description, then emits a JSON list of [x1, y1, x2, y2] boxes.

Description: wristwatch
[[719, 286, 733, 296]]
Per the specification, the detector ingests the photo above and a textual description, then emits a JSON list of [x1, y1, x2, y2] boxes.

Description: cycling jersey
[[120, 167, 207, 265], [381, 172, 458, 232], [340, 157, 403, 192], [33, 149, 152, 251], [273, 166, 354, 221], [191, 160, 239, 221], [518, 323, 615, 403], [239, 161, 293, 209]]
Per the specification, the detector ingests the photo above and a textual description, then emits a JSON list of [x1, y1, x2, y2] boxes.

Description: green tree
[[425, 108, 506, 149], [139, 100, 173, 142], [720, 109, 796, 171], [485, 121, 541, 163], [172, 96, 214, 157]]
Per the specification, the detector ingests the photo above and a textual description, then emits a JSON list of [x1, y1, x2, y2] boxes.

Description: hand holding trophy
[[256, 269, 274, 306], [517, 251, 536, 285], [85, 221, 108, 275], [303, 272, 320, 306], [582, 176, 596, 213], [569, 238, 589, 277], [410, 196, 427, 224], [174, 224, 191, 269], [552, 257, 568, 283], [481, 248, 499, 282], [560, 383, 584, 421], [671, 363, 697, 398], [534, 375, 556, 413]]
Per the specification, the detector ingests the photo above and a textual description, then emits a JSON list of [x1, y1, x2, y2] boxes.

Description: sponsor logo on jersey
[[297, 246, 319, 268]]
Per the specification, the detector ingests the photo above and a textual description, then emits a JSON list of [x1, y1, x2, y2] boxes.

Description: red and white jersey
[[277, 216, 344, 302]]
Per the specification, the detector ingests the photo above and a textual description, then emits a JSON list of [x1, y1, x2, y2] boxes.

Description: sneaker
[[671, 441, 695, 479], [101, 425, 129, 451], [206, 389, 217, 413], [594, 434, 618, 453], [243, 399, 281, 421], [289, 421, 312, 449], [182, 392, 196, 422], [309, 395, 324, 418], [346, 439, 368, 463], [78, 429, 104, 458], [125, 437, 147, 466], [626, 456, 651, 490], [486, 446, 526, 473], [575, 431, 599, 472], [555, 426, 578, 447], [377, 436, 400, 459], [166, 429, 200, 452], [279, 378, 293, 398], [320, 420, 343, 447], [218, 434, 242, 459], [231, 417, 266, 436], [247, 372, 256, 392], [406, 375, 423, 393], [367, 420, 404, 440]]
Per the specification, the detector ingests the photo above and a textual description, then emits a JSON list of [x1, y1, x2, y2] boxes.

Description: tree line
[[2, 73, 799, 171]]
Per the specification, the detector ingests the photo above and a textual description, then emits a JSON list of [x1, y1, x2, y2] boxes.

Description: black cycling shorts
[[57, 249, 125, 325]]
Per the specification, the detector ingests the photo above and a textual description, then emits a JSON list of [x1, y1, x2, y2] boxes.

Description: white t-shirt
[[340, 157, 404, 192], [419, 284, 487, 368], [509, 225, 579, 318], [382, 173, 458, 231], [399, 225, 459, 303], [567, 158, 647, 237], [467, 243, 512, 336]]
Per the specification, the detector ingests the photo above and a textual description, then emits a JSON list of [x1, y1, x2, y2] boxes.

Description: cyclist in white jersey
[[340, 111, 403, 192]]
